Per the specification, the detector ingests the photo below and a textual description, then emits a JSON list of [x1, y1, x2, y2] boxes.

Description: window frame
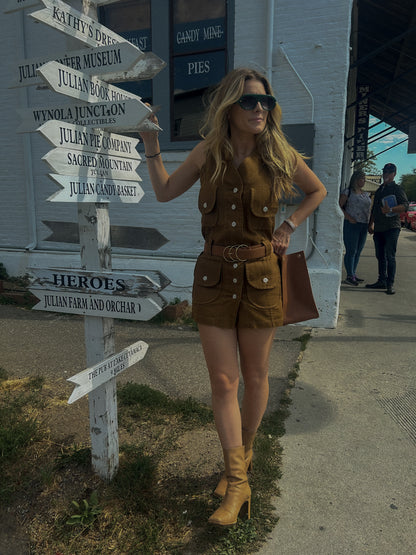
[[100, 0, 234, 151]]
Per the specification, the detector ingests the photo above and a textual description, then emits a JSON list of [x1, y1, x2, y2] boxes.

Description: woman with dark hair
[[140, 67, 326, 526], [339, 170, 371, 285]]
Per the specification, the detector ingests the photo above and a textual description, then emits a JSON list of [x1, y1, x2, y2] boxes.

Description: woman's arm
[[339, 192, 356, 223], [140, 117, 206, 202], [272, 158, 327, 255]]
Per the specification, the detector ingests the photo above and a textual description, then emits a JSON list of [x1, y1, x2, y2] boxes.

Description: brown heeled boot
[[208, 446, 251, 526], [213, 428, 256, 498]]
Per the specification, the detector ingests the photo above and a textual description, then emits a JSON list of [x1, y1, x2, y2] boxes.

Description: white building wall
[[0, 0, 353, 327]]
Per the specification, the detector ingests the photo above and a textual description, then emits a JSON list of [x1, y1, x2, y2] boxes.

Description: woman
[[140, 68, 326, 526], [339, 170, 371, 285]]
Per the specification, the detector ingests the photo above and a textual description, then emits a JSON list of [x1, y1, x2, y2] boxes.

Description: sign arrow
[[67, 340, 149, 404], [29, 289, 166, 321], [38, 121, 140, 158], [4, 0, 40, 12], [30, 0, 141, 51], [10, 42, 145, 88], [41, 220, 170, 251], [47, 174, 144, 203], [42, 148, 140, 180], [36, 61, 147, 105], [29, 268, 164, 296], [99, 51, 167, 83], [18, 99, 159, 133]]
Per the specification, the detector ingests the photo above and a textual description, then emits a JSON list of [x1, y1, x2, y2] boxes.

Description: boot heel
[[246, 495, 251, 520]]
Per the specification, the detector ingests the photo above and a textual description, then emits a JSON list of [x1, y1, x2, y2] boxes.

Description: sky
[[366, 116, 416, 182]]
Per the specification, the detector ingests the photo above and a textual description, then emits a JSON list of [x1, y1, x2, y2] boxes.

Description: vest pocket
[[198, 185, 219, 228], [192, 255, 222, 304], [248, 188, 278, 232], [245, 258, 281, 309]]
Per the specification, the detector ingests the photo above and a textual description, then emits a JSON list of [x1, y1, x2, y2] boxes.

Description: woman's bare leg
[[198, 324, 242, 449], [238, 327, 276, 433]]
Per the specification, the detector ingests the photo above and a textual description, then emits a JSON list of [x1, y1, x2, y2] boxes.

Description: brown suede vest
[[198, 151, 279, 247]]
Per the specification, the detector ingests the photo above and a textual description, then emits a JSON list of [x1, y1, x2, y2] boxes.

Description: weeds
[[66, 491, 102, 527]]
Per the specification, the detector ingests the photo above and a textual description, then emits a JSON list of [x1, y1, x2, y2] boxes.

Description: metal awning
[[354, 0, 416, 138]]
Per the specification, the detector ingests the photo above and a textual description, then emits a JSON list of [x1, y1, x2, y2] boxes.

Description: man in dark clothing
[[366, 163, 409, 295]]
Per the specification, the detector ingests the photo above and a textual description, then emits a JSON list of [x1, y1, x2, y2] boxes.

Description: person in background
[[140, 67, 326, 526], [366, 163, 409, 295], [339, 170, 371, 286]]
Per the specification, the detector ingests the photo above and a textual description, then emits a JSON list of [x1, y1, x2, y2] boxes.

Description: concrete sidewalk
[[259, 229, 416, 554]]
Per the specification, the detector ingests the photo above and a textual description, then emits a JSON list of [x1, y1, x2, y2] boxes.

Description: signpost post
[[6, 0, 168, 481]]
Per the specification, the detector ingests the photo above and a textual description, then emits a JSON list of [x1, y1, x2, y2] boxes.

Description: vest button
[[232, 294, 237, 299], [233, 187, 238, 193], [231, 204, 236, 210], [233, 263, 238, 269], [203, 202, 207, 208], [263, 206, 268, 213], [263, 277, 269, 283], [233, 278, 237, 283], [231, 221, 237, 227], [203, 275, 208, 281]]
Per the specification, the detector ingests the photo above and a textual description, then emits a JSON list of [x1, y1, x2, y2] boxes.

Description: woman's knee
[[209, 370, 239, 399], [242, 366, 269, 390]]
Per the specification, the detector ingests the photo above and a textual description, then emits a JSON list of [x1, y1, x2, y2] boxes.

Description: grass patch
[[0, 330, 310, 553]]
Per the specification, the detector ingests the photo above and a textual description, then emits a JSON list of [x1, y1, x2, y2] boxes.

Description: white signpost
[[67, 340, 149, 404], [17, 98, 160, 133], [43, 147, 141, 180], [47, 175, 143, 203], [30, 0, 134, 49], [10, 42, 144, 88], [5, 0, 169, 480], [29, 268, 165, 295], [38, 121, 141, 156], [37, 61, 146, 104], [29, 289, 164, 320]]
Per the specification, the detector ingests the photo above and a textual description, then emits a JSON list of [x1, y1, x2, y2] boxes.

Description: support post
[[78, 202, 118, 480]]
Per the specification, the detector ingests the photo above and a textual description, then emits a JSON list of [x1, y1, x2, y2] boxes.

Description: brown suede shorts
[[191, 251, 283, 329]]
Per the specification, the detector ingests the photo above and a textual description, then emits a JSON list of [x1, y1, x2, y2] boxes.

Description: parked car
[[401, 203, 416, 228]]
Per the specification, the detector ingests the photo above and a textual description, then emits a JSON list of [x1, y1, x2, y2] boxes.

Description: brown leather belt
[[204, 243, 267, 262]]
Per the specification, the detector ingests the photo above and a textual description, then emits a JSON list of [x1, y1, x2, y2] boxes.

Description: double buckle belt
[[204, 243, 267, 262]]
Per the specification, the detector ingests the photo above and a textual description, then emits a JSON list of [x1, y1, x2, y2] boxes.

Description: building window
[[100, 0, 231, 148], [171, 0, 227, 141], [99, 0, 152, 102]]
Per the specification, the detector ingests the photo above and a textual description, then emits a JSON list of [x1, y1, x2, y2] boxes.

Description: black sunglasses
[[236, 94, 277, 111]]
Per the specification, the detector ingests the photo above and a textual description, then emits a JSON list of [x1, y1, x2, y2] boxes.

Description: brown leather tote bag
[[279, 251, 319, 325]]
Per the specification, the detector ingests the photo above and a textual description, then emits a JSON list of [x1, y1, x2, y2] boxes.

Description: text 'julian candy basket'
[[278, 251, 319, 325]]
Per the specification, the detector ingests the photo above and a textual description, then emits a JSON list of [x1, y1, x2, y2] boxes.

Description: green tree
[[399, 170, 416, 202], [354, 149, 378, 174]]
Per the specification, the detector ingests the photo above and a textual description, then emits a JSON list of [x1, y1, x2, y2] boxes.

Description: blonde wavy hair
[[199, 68, 302, 199]]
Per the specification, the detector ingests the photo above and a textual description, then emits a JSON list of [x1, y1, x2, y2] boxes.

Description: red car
[[401, 203, 416, 228]]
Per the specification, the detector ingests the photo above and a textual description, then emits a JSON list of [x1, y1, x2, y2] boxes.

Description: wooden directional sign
[[47, 174, 143, 203], [29, 289, 165, 321], [18, 99, 159, 133], [37, 61, 146, 105], [10, 42, 144, 88], [43, 148, 140, 180], [41, 220, 170, 251], [4, 0, 40, 13], [30, 0, 139, 51], [29, 268, 163, 296], [99, 51, 167, 84], [38, 121, 140, 158], [67, 340, 148, 404]]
